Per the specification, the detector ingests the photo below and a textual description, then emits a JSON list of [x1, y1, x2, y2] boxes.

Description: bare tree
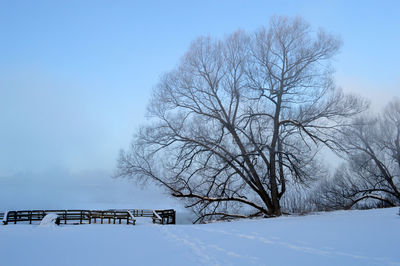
[[116, 16, 367, 222], [319, 100, 400, 210]]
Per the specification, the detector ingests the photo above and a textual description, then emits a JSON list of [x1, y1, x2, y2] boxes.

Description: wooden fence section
[[1, 209, 175, 225], [155, 209, 176, 225], [127, 209, 176, 224]]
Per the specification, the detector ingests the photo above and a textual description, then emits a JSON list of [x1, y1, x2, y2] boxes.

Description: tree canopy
[[116, 16, 367, 222]]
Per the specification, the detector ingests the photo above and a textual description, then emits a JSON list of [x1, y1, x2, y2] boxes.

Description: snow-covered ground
[[0, 207, 399, 266]]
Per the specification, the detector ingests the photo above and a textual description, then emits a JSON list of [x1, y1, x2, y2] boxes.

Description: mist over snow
[[0, 169, 183, 212]]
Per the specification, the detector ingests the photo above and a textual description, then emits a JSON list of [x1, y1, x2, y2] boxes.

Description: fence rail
[[154, 209, 176, 224], [1, 209, 175, 225]]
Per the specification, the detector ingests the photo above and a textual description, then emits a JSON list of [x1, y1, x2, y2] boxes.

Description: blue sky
[[0, 0, 399, 209]]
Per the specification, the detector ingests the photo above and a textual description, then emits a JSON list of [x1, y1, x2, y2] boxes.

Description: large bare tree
[[116, 16, 367, 222], [318, 100, 400, 210]]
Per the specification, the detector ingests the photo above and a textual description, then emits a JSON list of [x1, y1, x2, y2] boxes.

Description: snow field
[[0, 208, 399, 265]]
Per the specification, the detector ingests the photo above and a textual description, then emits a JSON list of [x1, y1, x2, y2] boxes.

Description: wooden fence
[[1, 209, 175, 225]]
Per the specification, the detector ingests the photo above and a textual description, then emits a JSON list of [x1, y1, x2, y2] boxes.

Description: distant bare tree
[[318, 100, 400, 210], [116, 16, 367, 222]]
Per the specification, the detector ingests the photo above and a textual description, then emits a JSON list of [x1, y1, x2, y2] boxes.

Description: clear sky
[[0, 0, 399, 209]]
